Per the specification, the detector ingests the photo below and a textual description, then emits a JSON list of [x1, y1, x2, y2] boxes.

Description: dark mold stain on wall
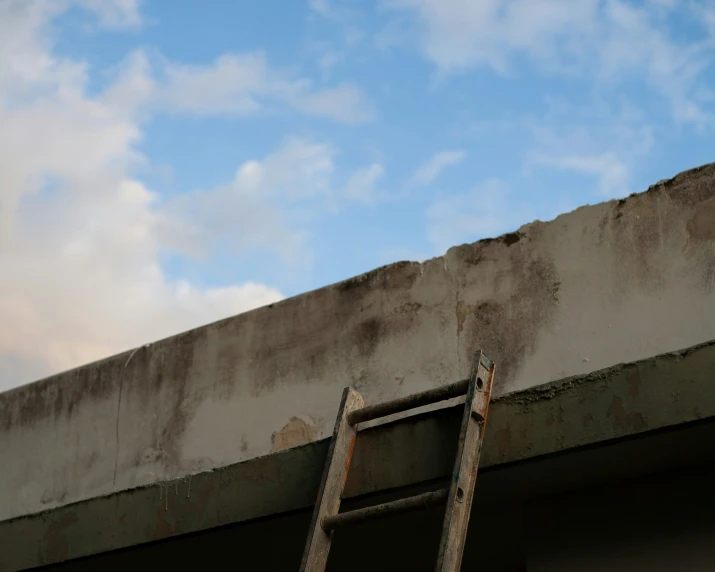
[[450, 239, 562, 392], [607, 396, 647, 432], [354, 317, 384, 360], [113, 328, 212, 478], [648, 162, 715, 207], [0, 355, 121, 432], [237, 261, 425, 398], [609, 161, 715, 296], [337, 261, 422, 294]]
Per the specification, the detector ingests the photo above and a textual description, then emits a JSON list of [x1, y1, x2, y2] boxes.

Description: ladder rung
[[347, 379, 469, 426], [321, 488, 449, 532]]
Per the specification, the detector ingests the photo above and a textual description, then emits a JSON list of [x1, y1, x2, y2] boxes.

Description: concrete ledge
[[3, 339, 715, 570]]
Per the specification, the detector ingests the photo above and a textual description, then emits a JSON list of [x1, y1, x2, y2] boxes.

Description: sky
[[1, 0, 714, 390]]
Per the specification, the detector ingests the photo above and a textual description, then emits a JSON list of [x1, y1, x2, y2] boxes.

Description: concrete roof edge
[[2, 338, 715, 569]]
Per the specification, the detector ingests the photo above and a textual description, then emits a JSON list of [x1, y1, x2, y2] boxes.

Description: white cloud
[[521, 100, 655, 197], [158, 53, 266, 116], [157, 52, 374, 123], [0, 0, 384, 390], [343, 163, 385, 204], [159, 139, 388, 263], [310, 0, 333, 18], [0, 1, 288, 390], [383, 0, 715, 128], [309, 0, 364, 41], [0, 1, 82, 102], [703, 4, 715, 38], [159, 138, 338, 265], [0, 3, 372, 126], [382, 0, 600, 73], [75, 0, 143, 29], [308, 0, 367, 78], [291, 84, 373, 123], [411, 150, 466, 186], [318, 50, 345, 72]]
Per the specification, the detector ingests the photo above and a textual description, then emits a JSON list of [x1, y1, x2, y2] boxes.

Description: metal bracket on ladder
[[299, 349, 496, 572]]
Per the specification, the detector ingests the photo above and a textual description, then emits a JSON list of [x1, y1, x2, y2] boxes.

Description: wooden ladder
[[299, 349, 496, 572]]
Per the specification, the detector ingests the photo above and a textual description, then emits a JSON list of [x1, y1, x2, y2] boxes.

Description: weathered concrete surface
[[1, 163, 715, 522], [2, 340, 714, 570]]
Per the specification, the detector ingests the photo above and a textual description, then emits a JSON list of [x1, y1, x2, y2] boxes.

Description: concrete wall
[[1, 162, 714, 522]]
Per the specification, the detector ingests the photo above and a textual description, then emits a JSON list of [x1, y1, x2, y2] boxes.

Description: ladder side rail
[[435, 350, 496, 571], [299, 387, 364, 572]]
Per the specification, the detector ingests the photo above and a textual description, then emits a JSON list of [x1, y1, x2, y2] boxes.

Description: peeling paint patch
[[271, 416, 318, 452], [456, 300, 468, 335], [607, 396, 647, 432], [627, 370, 642, 397], [393, 301, 422, 315]]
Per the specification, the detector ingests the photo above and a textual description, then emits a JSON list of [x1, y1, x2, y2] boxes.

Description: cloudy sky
[[1, 0, 714, 390]]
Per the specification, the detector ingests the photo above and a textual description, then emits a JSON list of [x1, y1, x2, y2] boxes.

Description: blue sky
[[1, 0, 714, 388]]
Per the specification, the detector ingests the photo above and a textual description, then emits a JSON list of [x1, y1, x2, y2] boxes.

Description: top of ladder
[[347, 352, 494, 426], [299, 349, 496, 572]]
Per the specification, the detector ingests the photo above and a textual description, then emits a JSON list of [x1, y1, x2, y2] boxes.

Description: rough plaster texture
[[1, 163, 715, 522]]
